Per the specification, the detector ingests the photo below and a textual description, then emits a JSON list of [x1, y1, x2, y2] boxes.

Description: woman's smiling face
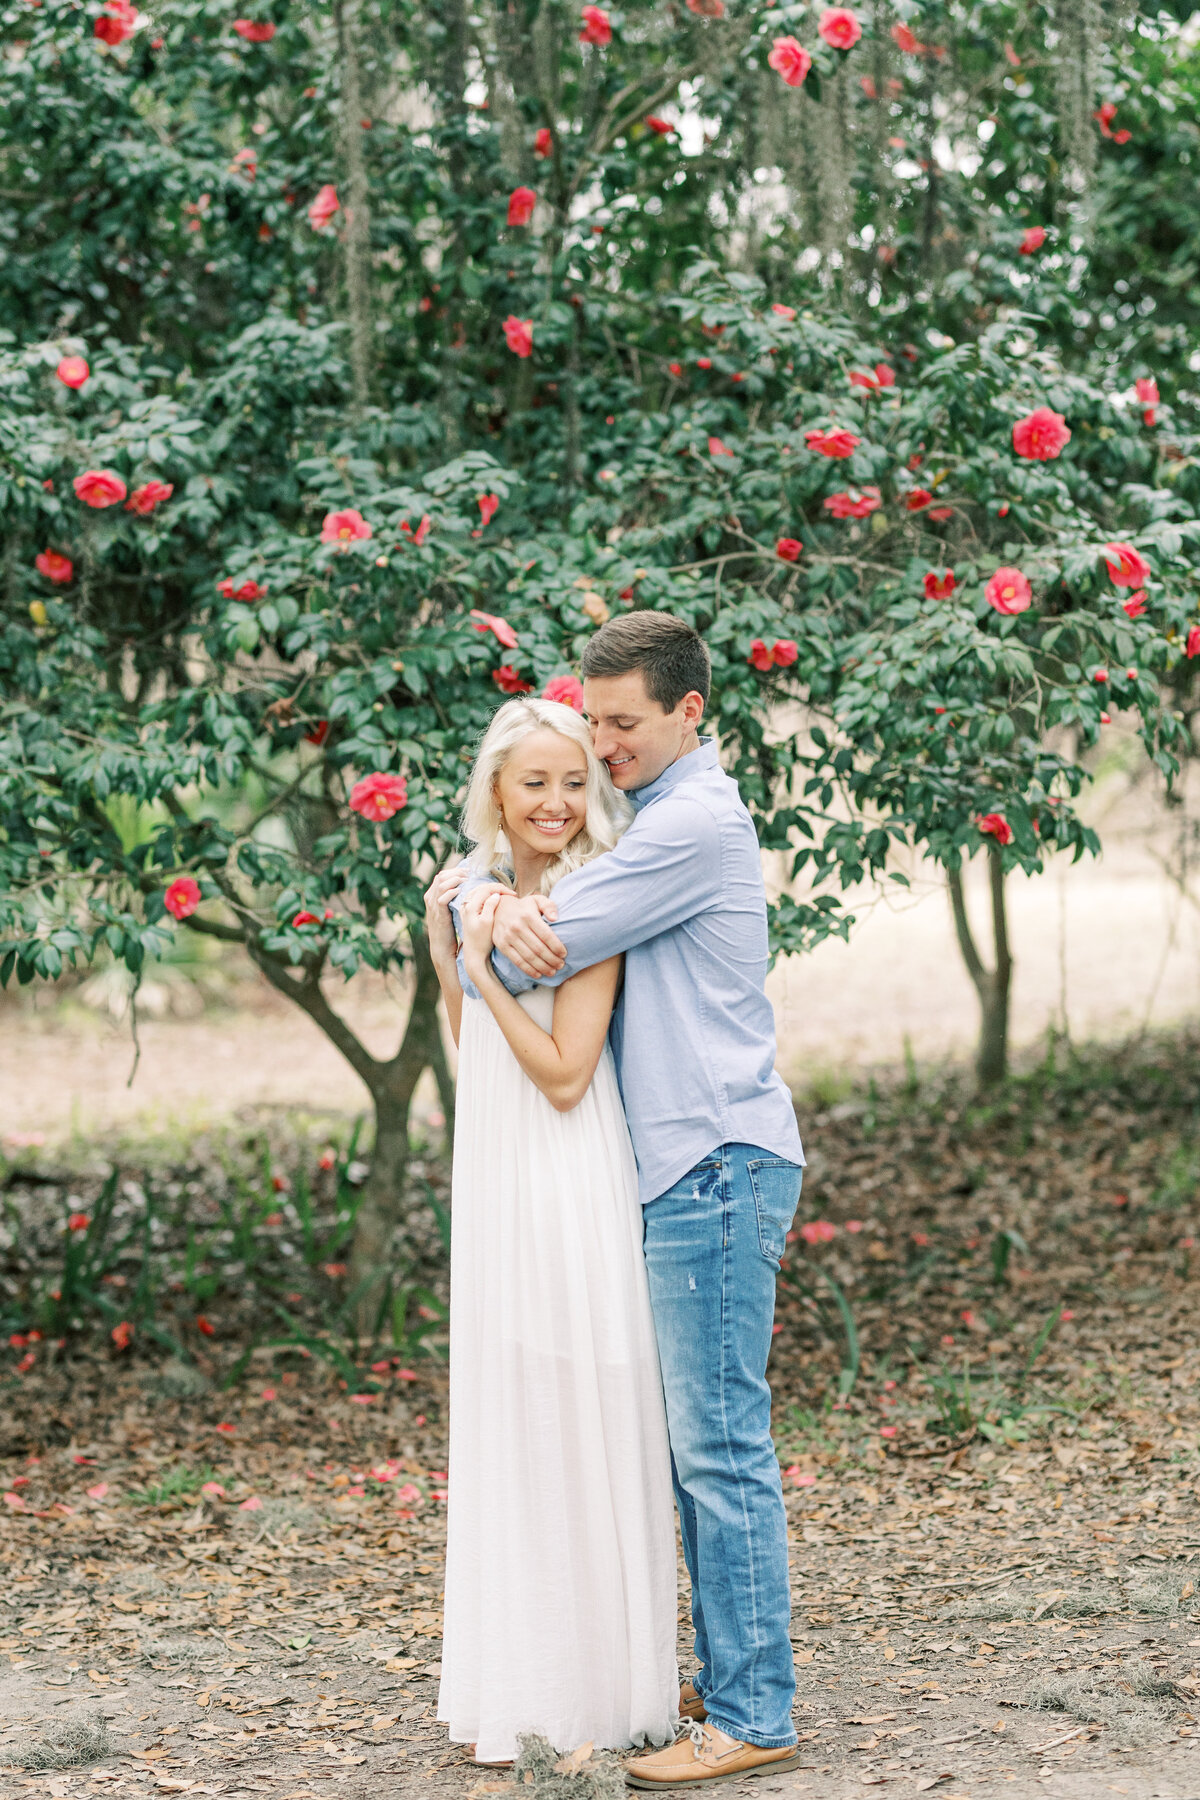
[[494, 727, 590, 859]]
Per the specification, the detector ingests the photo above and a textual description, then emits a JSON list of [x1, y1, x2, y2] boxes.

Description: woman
[[423, 697, 679, 1768]]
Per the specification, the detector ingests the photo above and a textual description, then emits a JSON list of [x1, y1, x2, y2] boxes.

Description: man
[[471, 611, 805, 1789]]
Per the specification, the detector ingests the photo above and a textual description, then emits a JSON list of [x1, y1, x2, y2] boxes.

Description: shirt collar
[[631, 737, 718, 811]]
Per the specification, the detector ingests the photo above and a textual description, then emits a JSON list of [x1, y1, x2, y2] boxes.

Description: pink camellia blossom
[[686, 0, 725, 13], [771, 303, 796, 320], [1184, 626, 1200, 658], [125, 479, 173, 515], [928, 505, 953, 522], [503, 315, 534, 357], [349, 772, 409, 821], [579, 5, 611, 45], [800, 1219, 837, 1244], [985, 566, 1032, 614], [767, 36, 812, 87], [824, 487, 881, 519], [307, 183, 340, 230], [772, 639, 798, 667], [1019, 225, 1046, 255], [874, 362, 895, 387], [924, 569, 955, 599], [978, 812, 1013, 846], [395, 1483, 422, 1504], [320, 507, 372, 544], [232, 18, 275, 39], [747, 639, 774, 672], [94, 1, 137, 45], [164, 877, 201, 920], [1012, 406, 1071, 460], [111, 1321, 133, 1349], [534, 126, 552, 157], [645, 116, 674, 135], [890, 20, 921, 52], [86, 1482, 109, 1500], [238, 1495, 263, 1511], [806, 426, 859, 458], [904, 488, 932, 510], [776, 537, 802, 563], [544, 674, 584, 711], [470, 609, 519, 648], [880, 1425, 898, 1439], [507, 186, 536, 226], [494, 665, 533, 695], [708, 435, 734, 458], [73, 468, 127, 508], [1102, 541, 1150, 588], [477, 492, 500, 527], [1135, 376, 1159, 408], [818, 8, 861, 50], [35, 549, 73, 584], [845, 1218, 864, 1232], [1122, 589, 1147, 619], [848, 368, 877, 390], [56, 355, 90, 388]]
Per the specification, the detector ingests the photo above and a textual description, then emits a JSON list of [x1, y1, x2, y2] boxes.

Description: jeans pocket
[[748, 1160, 803, 1266]]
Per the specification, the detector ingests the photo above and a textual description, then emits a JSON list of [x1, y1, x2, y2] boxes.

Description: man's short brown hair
[[580, 611, 711, 712]]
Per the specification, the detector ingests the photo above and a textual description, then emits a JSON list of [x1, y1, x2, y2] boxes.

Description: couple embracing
[[423, 611, 806, 1790]]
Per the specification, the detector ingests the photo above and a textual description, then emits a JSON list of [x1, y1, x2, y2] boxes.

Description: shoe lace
[[685, 1720, 709, 1757]]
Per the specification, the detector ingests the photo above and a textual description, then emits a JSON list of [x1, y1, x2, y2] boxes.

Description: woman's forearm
[[464, 954, 577, 1107], [431, 949, 463, 1047]]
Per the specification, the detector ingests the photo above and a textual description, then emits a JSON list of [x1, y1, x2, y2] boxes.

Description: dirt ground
[[3, 1028, 1200, 1798]]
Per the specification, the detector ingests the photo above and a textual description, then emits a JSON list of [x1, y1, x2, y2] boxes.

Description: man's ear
[[679, 690, 706, 728]]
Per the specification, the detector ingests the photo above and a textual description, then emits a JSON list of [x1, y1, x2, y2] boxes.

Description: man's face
[[583, 670, 698, 792]]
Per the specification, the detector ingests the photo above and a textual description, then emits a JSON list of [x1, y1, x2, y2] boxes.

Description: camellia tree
[[3, 0, 1200, 1327]]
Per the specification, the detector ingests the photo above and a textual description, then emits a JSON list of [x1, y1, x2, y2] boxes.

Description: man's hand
[[492, 892, 567, 978]]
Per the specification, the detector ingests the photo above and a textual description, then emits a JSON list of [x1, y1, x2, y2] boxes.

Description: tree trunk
[[347, 928, 448, 1335], [335, 0, 373, 414], [948, 844, 1013, 1088]]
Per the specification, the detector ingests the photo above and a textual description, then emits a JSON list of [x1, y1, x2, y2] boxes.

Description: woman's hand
[[423, 866, 464, 971], [459, 887, 503, 979]]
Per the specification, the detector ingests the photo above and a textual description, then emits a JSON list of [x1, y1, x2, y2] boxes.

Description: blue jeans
[[642, 1142, 802, 1750]]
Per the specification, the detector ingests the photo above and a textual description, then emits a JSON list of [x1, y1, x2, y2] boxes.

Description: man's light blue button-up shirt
[[464, 739, 804, 1205]]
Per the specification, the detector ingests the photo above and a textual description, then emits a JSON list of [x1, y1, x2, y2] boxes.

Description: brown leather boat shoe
[[679, 1678, 708, 1722], [626, 1721, 801, 1789]]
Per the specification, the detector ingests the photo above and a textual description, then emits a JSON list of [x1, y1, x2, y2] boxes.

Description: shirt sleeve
[[448, 864, 503, 998], [488, 793, 723, 993]]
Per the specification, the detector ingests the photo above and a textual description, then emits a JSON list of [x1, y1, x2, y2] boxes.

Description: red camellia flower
[[579, 5, 611, 45], [1019, 225, 1046, 255], [320, 508, 372, 544], [470, 609, 519, 649], [164, 877, 201, 920], [978, 813, 1013, 846], [667, 361, 683, 377], [890, 20, 920, 52], [349, 772, 409, 822], [125, 479, 173, 515], [493, 665, 533, 695], [747, 639, 774, 672], [307, 184, 340, 230], [771, 303, 796, 320], [985, 566, 1032, 614], [924, 569, 955, 599], [1122, 589, 1147, 619], [73, 468, 127, 508], [477, 493, 500, 527], [696, 356, 712, 369], [772, 639, 799, 667], [767, 36, 812, 87], [1102, 541, 1150, 588], [824, 487, 880, 519], [645, 116, 674, 135], [544, 674, 584, 711], [507, 186, 536, 226], [292, 911, 320, 927], [708, 435, 733, 458], [805, 426, 859, 458], [686, 0, 725, 13], [232, 18, 275, 39], [94, 1, 136, 45], [904, 488, 932, 509], [1185, 626, 1200, 659], [56, 355, 90, 388], [928, 506, 953, 522], [35, 550, 73, 584], [216, 577, 267, 603], [534, 127, 552, 157], [1093, 667, 1109, 683], [111, 1321, 133, 1350], [776, 537, 802, 563], [817, 7, 861, 50], [305, 720, 330, 745], [1135, 375, 1158, 426], [1012, 406, 1071, 460], [503, 315, 534, 358]]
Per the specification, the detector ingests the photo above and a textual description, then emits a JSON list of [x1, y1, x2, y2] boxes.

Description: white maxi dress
[[438, 986, 679, 1764]]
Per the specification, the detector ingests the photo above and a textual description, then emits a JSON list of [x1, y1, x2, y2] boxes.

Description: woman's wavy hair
[[460, 697, 632, 895]]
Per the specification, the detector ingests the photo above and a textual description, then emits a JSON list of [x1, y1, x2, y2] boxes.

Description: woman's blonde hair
[[460, 697, 632, 894]]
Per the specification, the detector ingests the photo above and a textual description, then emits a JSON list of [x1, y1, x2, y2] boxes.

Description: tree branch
[[948, 864, 987, 996]]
